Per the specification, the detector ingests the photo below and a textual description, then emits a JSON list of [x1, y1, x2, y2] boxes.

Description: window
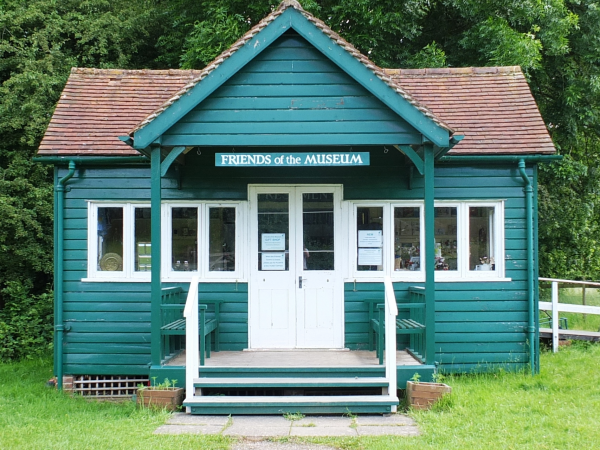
[[88, 203, 151, 279], [164, 203, 242, 279], [351, 201, 505, 280], [356, 206, 384, 272], [208, 207, 236, 272], [434, 206, 458, 271], [433, 202, 504, 279], [87, 202, 243, 281], [171, 207, 198, 272], [393, 206, 422, 273]]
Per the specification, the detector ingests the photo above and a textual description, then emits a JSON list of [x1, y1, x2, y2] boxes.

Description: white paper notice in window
[[358, 248, 383, 266], [262, 252, 286, 270], [262, 233, 286, 251], [358, 230, 383, 247]]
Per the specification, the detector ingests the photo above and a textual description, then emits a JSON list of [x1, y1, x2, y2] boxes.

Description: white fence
[[539, 278, 600, 352]]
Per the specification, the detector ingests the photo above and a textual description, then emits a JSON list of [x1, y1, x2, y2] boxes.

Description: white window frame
[[85, 201, 246, 282], [389, 201, 426, 282], [351, 202, 389, 279], [347, 200, 507, 282], [162, 201, 245, 282], [85, 202, 151, 281]]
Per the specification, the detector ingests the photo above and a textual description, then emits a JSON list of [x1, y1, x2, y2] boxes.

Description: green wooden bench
[[365, 292, 426, 364], [160, 287, 220, 365]]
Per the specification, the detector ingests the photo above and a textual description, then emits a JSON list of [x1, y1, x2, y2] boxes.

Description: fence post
[[551, 281, 559, 353]]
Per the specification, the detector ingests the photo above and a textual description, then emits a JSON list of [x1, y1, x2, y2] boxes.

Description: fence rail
[[538, 277, 600, 352]]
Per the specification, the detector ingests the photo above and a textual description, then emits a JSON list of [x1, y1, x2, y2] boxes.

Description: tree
[[0, 0, 166, 359]]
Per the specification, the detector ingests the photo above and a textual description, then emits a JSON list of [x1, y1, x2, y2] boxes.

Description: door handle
[[299, 276, 306, 288]]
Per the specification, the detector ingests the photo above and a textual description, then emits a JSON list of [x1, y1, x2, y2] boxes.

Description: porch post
[[150, 144, 162, 367], [423, 144, 436, 365]]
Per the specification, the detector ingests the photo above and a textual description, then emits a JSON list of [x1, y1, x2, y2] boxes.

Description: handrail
[[184, 276, 199, 410], [539, 277, 600, 287], [383, 276, 398, 412], [539, 277, 600, 353]]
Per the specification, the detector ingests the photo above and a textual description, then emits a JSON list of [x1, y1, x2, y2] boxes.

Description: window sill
[[82, 277, 247, 283], [81, 277, 151, 283], [344, 276, 512, 283]]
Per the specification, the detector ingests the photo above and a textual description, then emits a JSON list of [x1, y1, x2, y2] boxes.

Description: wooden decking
[[540, 328, 600, 342], [166, 349, 421, 367]]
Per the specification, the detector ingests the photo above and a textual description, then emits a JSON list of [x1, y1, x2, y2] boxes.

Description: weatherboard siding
[[161, 31, 422, 147], [58, 159, 533, 375]]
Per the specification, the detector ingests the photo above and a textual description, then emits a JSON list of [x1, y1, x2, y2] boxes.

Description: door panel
[[249, 186, 342, 349]]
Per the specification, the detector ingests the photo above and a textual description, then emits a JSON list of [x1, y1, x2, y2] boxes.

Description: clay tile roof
[[385, 66, 556, 155], [37, 68, 202, 156], [129, 0, 453, 137]]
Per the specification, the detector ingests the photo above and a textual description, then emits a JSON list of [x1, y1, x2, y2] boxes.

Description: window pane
[[258, 194, 289, 271], [357, 207, 383, 271], [470, 207, 495, 271], [209, 207, 236, 272], [303, 193, 334, 271], [434, 207, 457, 271], [172, 207, 198, 271], [394, 207, 421, 271], [135, 207, 151, 272], [97, 207, 123, 271]]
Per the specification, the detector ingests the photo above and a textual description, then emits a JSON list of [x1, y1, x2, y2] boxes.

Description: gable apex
[[130, 1, 452, 151]]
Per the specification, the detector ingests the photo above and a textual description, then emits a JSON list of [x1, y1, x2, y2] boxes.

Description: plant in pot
[[405, 373, 452, 410], [137, 378, 184, 411]]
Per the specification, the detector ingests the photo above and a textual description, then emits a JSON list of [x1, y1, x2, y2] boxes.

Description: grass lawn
[[1, 343, 599, 450]]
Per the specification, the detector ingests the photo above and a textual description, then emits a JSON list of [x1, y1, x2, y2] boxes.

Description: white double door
[[249, 186, 343, 349]]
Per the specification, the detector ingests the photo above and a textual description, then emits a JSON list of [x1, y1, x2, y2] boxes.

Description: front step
[[185, 394, 398, 415], [194, 377, 388, 389], [186, 375, 398, 414]]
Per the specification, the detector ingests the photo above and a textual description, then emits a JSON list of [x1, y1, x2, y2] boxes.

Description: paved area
[[154, 413, 420, 437]]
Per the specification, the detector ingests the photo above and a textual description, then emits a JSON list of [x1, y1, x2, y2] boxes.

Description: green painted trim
[[439, 155, 562, 163], [149, 366, 185, 387], [34, 156, 149, 165], [195, 367, 385, 378], [160, 146, 186, 177], [52, 167, 59, 381], [194, 380, 388, 388], [423, 145, 436, 365], [134, 8, 450, 149], [188, 404, 394, 415], [150, 145, 162, 366], [397, 365, 436, 388], [533, 164, 541, 374], [518, 159, 535, 376], [394, 145, 424, 175], [55, 161, 77, 390]]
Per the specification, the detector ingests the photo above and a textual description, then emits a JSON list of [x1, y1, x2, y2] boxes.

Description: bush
[[0, 280, 53, 361]]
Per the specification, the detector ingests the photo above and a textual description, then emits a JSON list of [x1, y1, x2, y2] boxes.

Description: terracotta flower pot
[[406, 381, 452, 410], [136, 387, 184, 411]]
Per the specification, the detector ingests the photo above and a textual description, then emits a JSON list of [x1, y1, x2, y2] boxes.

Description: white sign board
[[358, 248, 382, 266], [261, 252, 286, 271], [358, 230, 383, 248], [262, 233, 286, 251]]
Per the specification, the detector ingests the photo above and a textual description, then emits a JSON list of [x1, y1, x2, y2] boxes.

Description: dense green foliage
[[1, 0, 599, 359], [0, 0, 165, 359]]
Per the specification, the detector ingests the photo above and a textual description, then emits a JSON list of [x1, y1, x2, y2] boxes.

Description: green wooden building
[[36, 1, 559, 414]]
